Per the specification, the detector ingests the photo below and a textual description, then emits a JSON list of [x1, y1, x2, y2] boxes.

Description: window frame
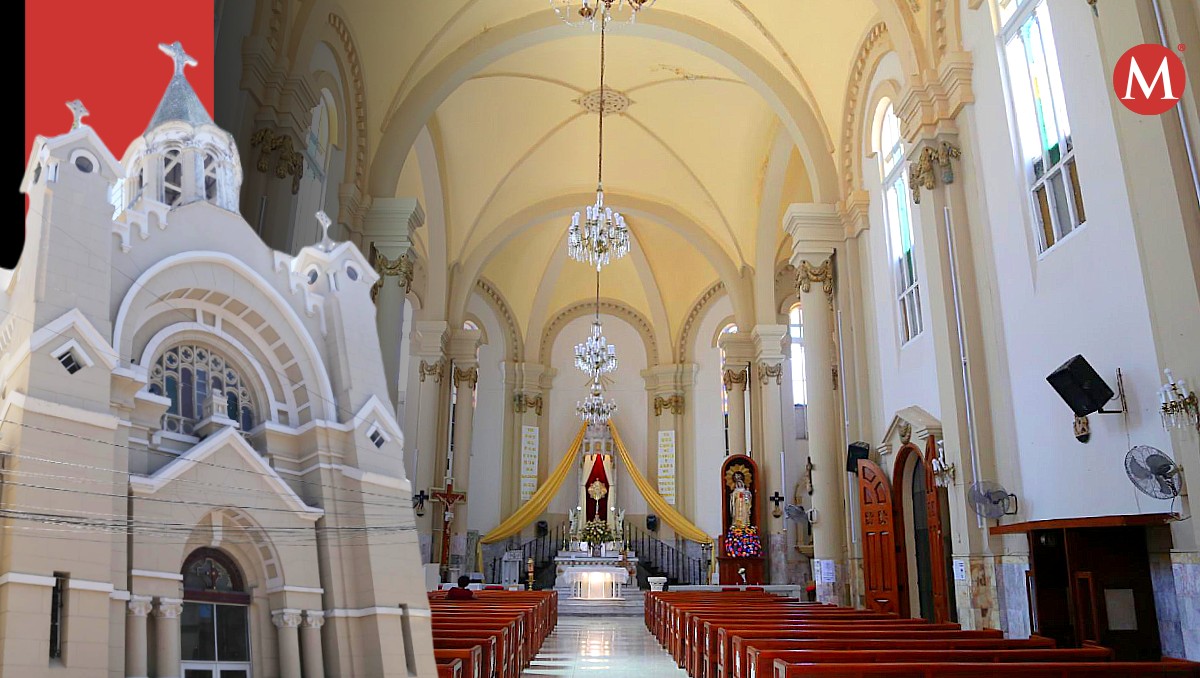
[[878, 105, 924, 346], [999, 0, 1086, 255]]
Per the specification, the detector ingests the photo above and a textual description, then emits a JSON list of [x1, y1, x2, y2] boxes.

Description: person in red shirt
[[445, 575, 476, 600]]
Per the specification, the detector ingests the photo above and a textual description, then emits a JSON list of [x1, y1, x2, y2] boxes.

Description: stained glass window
[[1003, 0, 1085, 252], [149, 345, 256, 436]]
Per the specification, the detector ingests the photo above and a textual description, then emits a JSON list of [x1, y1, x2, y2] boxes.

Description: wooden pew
[[772, 660, 1200, 677], [432, 637, 496, 678], [436, 656, 463, 678], [435, 648, 483, 678], [742, 648, 1113, 678]]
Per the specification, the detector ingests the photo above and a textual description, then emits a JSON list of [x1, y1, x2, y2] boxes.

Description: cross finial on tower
[[315, 210, 334, 251], [158, 41, 198, 77], [66, 100, 89, 130]]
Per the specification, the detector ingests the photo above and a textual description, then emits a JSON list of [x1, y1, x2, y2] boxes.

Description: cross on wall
[[769, 491, 786, 518]]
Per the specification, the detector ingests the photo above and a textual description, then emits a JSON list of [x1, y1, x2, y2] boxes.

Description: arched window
[[181, 548, 251, 674], [148, 344, 256, 436], [203, 151, 219, 204], [879, 104, 923, 344], [163, 149, 183, 206]]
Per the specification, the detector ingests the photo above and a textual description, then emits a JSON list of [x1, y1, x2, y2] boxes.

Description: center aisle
[[522, 617, 688, 677]]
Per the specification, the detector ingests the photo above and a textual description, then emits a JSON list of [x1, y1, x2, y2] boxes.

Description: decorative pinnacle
[[315, 210, 335, 251], [158, 41, 198, 77], [66, 100, 89, 130]]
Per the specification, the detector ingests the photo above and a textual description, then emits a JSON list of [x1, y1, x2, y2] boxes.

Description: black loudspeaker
[[846, 442, 871, 473], [1046, 354, 1116, 417], [646, 514, 659, 532], [535, 520, 548, 538]]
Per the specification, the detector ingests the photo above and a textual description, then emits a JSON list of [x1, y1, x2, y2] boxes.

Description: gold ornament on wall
[[370, 247, 414, 303], [908, 141, 961, 205], [249, 128, 305, 194], [758, 362, 784, 386], [514, 393, 544, 416], [653, 394, 685, 416], [722, 368, 748, 391], [454, 366, 479, 391], [797, 258, 835, 309], [419, 359, 444, 384]]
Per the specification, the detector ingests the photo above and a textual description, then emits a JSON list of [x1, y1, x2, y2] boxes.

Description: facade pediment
[[130, 426, 324, 522], [879, 406, 942, 455]]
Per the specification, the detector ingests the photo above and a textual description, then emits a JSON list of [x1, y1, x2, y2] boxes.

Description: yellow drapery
[[479, 424, 586, 545], [608, 421, 712, 545]]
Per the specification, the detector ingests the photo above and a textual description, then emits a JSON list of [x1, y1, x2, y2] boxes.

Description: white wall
[[861, 53, 942, 441], [961, 0, 1173, 521], [690, 295, 734, 537], [466, 294, 508, 533], [547, 314, 650, 519]]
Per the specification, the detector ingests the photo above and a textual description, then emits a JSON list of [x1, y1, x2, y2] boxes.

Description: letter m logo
[[1114, 44, 1187, 115]]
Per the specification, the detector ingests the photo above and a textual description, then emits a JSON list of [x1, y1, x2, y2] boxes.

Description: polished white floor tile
[[524, 617, 688, 677]]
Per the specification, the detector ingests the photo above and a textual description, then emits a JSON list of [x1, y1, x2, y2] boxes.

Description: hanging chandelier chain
[[597, 17, 607, 189]]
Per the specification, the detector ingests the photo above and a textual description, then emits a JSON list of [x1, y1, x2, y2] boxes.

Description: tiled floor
[[523, 617, 688, 677]]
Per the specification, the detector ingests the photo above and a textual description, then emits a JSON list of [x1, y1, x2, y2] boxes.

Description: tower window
[[51, 342, 92, 375], [49, 573, 68, 660], [74, 156, 93, 173], [57, 352, 82, 375], [150, 345, 256, 436], [369, 429, 386, 448], [163, 149, 183, 206], [203, 152, 219, 203]]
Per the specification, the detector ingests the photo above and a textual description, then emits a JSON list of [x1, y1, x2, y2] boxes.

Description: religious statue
[[615, 508, 625, 536], [568, 507, 580, 538], [729, 471, 753, 528]]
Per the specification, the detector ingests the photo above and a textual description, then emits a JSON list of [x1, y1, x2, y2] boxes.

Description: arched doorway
[[891, 437, 955, 623], [180, 548, 252, 678]]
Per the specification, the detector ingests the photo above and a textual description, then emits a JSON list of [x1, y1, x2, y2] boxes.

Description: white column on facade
[[786, 203, 847, 605], [753, 325, 790, 583], [153, 597, 183, 678], [510, 363, 552, 517], [272, 609, 303, 678], [448, 328, 482, 563], [125, 596, 153, 678], [300, 611, 326, 678], [364, 198, 425, 412], [642, 365, 694, 515]]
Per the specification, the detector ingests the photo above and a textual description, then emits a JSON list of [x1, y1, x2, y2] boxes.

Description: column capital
[[906, 137, 963, 205], [896, 51, 974, 145], [453, 365, 479, 391], [757, 362, 785, 386], [370, 247, 415, 301], [784, 203, 843, 255], [302, 610, 325, 629], [652, 394, 685, 416], [717, 332, 756, 366], [722, 368, 749, 392], [272, 609, 304, 629], [154, 597, 183, 619], [127, 595, 154, 617], [447, 327, 482, 363], [751, 325, 789, 362], [412, 320, 449, 358], [363, 197, 425, 247], [513, 392, 543, 415], [796, 258, 836, 310]]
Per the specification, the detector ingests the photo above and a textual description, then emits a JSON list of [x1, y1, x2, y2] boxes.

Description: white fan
[[1125, 445, 1181, 500]]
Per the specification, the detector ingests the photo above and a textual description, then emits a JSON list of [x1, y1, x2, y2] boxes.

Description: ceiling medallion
[[551, 0, 655, 28], [576, 88, 631, 115]]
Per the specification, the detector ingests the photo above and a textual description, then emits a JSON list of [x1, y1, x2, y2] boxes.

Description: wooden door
[[858, 459, 900, 614], [923, 437, 951, 623]]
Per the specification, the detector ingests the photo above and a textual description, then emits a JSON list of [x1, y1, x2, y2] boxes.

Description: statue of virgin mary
[[729, 471, 753, 528]]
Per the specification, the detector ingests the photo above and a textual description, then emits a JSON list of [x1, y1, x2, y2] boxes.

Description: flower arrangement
[[724, 525, 762, 557], [580, 519, 615, 545]]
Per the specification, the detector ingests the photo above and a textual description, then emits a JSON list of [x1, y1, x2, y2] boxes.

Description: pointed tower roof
[[145, 41, 212, 132]]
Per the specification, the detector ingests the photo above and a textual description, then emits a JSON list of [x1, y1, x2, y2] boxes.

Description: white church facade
[[2, 43, 435, 677]]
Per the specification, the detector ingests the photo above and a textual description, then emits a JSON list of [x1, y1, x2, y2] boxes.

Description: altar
[[554, 550, 638, 600]]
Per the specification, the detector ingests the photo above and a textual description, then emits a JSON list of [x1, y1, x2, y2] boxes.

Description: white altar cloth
[[562, 566, 630, 600]]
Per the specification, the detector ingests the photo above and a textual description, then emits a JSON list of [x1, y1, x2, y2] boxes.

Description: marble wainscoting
[[1171, 551, 1200, 660], [994, 554, 1031, 639], [953, 555, 999, 631], [1151, 551, 1185, 659]]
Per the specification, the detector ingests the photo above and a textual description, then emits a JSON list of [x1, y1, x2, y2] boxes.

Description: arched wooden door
[[858, 459, 900, 614], [923, 436, 951, 623]]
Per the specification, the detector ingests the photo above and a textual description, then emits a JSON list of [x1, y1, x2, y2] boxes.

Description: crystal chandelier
[[566, 9, 631, 271], [577, 377, 618, 426], [574, 271, 618, 376], [551, 0, 655, 28]]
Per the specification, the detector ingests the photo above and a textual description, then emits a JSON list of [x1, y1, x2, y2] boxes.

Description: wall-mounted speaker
[[846, 442, 871, 473], [646, 514, 659, 532], [1046, 354, 1116, 417]]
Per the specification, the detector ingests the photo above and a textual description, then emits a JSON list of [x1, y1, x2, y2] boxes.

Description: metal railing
[[622, 523, 708, 585], [486, 521, 569, 584]]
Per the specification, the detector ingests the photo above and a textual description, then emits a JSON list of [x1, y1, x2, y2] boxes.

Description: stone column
[[408, 321, 448, 562], [643, 365, 691, 513], [510, 363, 551, 517], [753, 325, 790, 583], [719, 333, 754, 457], [786, 203, 847, 605], [272, 609, 303, 678], [125, 596, 153, 678], [153, 597, 183, 678], [364, 198, 425, 412], [300, 611, 326, 678], [448, 328, 482, 567]]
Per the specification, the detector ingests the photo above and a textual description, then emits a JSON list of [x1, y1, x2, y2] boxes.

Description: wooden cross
[[769, 491, 786, 518], [159, 41, 198, 76], [432, 481, 467, 577]]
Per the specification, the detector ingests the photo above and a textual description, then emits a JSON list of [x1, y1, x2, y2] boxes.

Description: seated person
[[445, 575, 476, 600]]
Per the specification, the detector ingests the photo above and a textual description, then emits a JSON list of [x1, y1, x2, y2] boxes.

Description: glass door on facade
[[181, 601, 251, 677]]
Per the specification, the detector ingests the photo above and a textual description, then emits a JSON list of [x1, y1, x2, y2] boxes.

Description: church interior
[[4, 0, 1200, 676]]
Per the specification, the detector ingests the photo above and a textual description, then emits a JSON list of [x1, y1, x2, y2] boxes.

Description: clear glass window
[[163, 149, 183, 206], [879, 105, 923, 344]]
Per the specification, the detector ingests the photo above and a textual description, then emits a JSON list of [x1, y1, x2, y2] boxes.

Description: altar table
[[562, 566, 630, 600]]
